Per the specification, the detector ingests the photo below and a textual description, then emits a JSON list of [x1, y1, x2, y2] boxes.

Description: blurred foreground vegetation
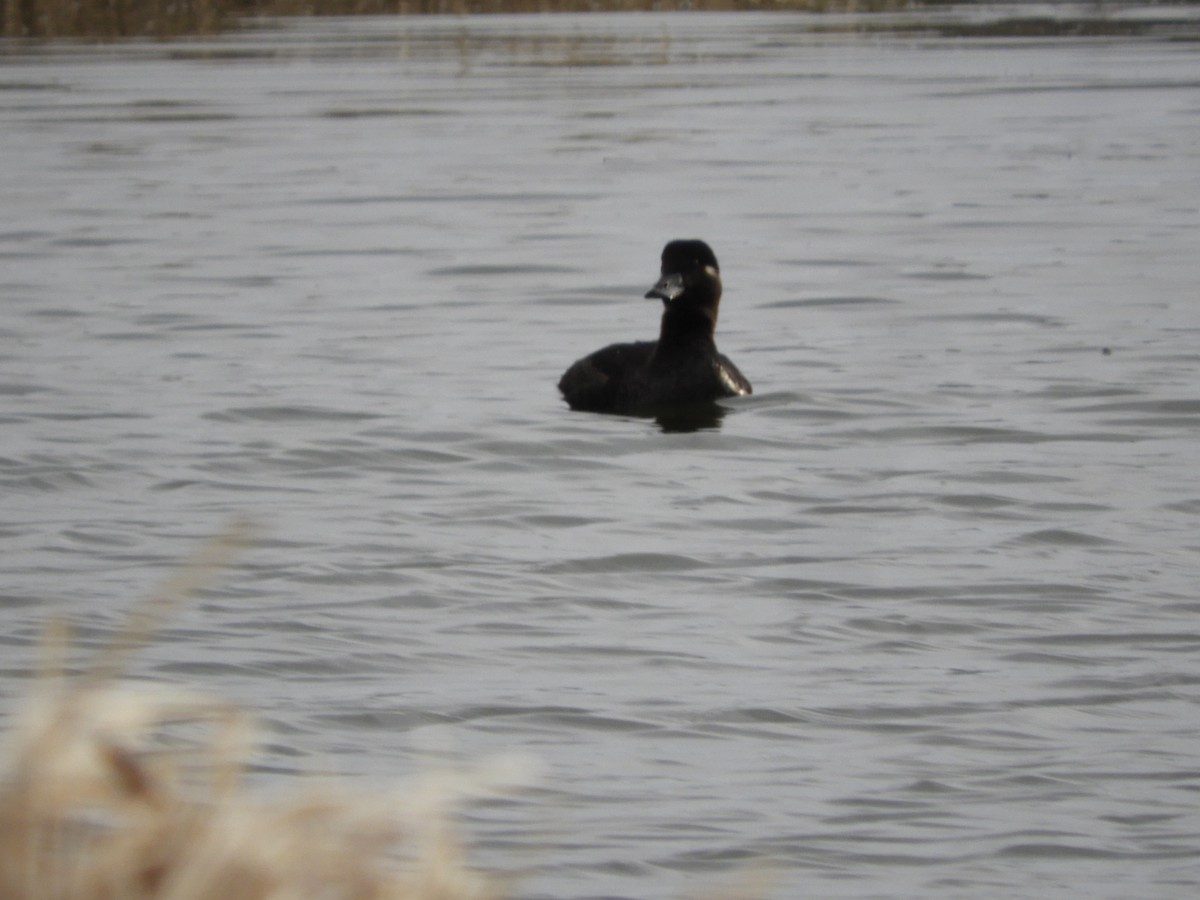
[[0, 525, 528, 900]]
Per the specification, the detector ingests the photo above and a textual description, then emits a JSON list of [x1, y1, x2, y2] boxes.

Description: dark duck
[[558, 239, 752, 415]]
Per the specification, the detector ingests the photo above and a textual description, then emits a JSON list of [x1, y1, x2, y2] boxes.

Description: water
[[3, 7, 1200, 898]]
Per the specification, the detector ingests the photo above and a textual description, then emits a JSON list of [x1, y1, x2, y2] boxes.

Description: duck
[[558, 239, 752, 415]]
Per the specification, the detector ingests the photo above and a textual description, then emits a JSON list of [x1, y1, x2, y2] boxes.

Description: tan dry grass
[[252, 0, 912, 19], [3, 0, 232, 38], [0, 524, 515, 900], [2, 0, 916, 39]]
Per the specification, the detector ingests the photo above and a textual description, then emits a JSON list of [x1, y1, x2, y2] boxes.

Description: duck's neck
[[657, 300, 718, 351]]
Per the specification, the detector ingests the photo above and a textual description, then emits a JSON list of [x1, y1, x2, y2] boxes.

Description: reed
[[1, 0, 916, 38], [2, 0, 232, 38], [0, 525, 518, 900], [256, 0, 912, 15]]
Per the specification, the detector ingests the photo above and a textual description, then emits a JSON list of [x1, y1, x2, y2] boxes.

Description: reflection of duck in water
[[558, 240, 752, 416]]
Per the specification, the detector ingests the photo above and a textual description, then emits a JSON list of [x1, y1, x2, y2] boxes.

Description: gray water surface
[[3, 8, 1200, 898]]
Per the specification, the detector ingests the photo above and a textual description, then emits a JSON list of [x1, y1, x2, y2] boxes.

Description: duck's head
[[644, 239, 721, 307]]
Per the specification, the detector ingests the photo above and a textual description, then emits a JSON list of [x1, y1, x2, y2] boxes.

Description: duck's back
[[557, 340, 657, 413], [558, 339, 751, 415]]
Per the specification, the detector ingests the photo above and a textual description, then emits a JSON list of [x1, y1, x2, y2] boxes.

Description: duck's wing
[[716, 353, 752, 397], [558, 341, 656, 412]]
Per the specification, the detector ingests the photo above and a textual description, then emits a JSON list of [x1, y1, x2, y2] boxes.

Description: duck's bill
[[645, 272, 684, 302]]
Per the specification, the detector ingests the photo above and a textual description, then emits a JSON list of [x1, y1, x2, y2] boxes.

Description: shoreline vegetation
[[5, 0, 1200, 41], [0, 0, 892, 40]]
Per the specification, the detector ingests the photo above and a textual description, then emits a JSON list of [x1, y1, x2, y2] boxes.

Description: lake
[[2, 6, 1200, 898]]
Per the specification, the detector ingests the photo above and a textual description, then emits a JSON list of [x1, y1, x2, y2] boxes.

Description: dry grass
[[2, 0, 232, 38], [253, 0, 911, 19], [0, 524, 521, 900], [2, 0, 915, 39]]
